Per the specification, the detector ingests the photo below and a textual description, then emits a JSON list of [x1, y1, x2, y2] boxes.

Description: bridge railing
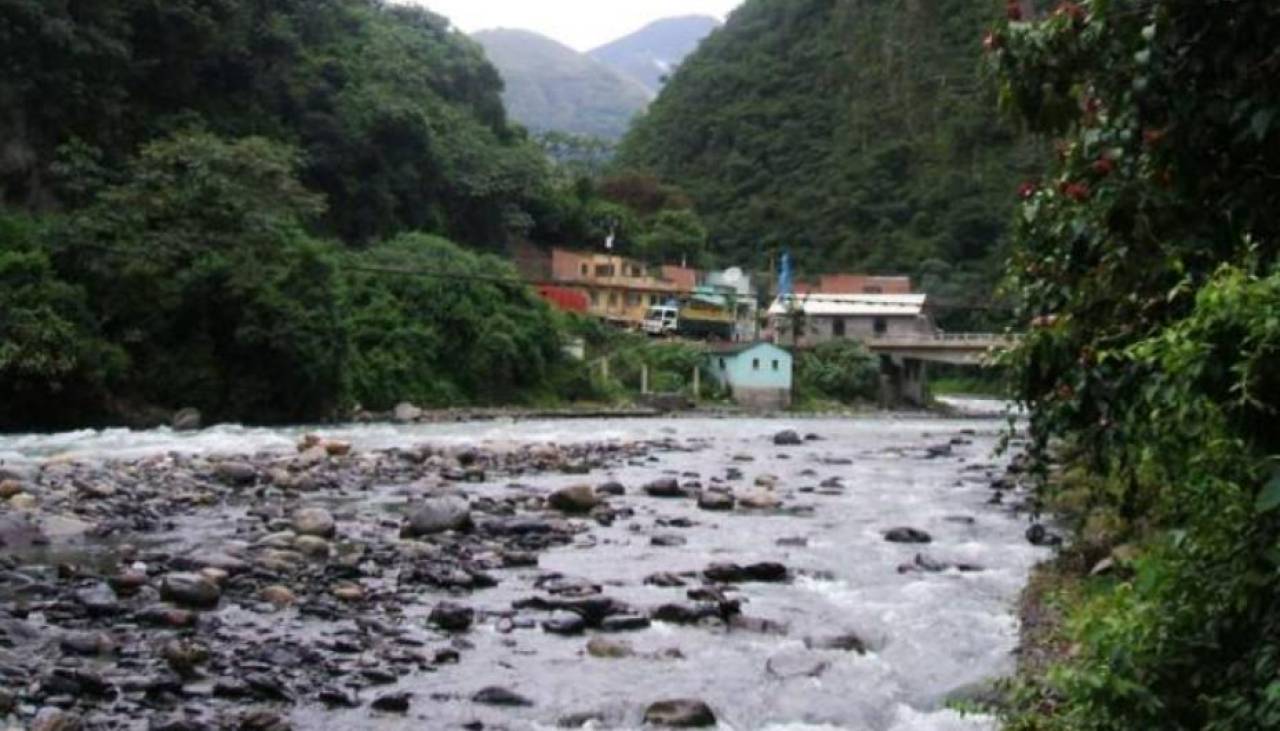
[[868, 332, 1018, 344]]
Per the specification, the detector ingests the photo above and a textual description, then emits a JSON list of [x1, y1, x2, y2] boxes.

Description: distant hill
[[473, 29, 652, 141], [589, 15, 721, 94]]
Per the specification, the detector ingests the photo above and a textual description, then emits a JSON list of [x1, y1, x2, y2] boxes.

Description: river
[[0, 407, 1043, 730]]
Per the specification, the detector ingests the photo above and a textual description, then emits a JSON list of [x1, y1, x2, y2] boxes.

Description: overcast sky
[[407, 0, 744, 51]]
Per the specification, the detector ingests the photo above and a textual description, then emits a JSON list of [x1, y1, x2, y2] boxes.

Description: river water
[[0, 406, 1041, 730]]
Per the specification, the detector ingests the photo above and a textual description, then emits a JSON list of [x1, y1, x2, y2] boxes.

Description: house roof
[[703, 341, 790, 356], [766, 293, 928, 317]]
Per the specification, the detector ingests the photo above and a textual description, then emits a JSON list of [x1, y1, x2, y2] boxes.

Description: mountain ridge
[[589, 15, 721, 95]]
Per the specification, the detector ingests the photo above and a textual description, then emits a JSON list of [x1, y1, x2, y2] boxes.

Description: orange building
[[516, 244, 701, 326]]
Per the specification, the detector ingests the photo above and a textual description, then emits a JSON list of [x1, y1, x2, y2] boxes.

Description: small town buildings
[[705, 342, 793, 410], [516, 244, 698, 326], [704, 267, 759, 341], [767, 293, 934, 348]]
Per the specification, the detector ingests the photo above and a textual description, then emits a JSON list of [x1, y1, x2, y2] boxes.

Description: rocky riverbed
[[0, 415, 1048, 730]]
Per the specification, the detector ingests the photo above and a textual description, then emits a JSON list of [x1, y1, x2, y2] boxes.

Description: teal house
[[706, 342, 793, 410]]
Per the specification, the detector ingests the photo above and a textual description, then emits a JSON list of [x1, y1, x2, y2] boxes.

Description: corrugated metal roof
[[766, 294, 928, 317]]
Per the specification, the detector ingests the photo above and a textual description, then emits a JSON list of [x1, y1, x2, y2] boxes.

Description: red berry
[[1018, 181, 1039, 199], [1091, 158, 1115, 176], [983, 30, 1003, 52]]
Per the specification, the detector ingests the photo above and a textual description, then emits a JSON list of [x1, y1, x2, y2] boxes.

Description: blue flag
[[778, 250, 793, 297]]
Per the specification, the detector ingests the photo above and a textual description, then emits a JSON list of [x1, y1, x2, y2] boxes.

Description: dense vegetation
[[991, 1, 1280, 728], [472, 29, 652, 141], [618, 0, 1043, 320], [0, 0, 594, 429], [793, 340, 880, 407]]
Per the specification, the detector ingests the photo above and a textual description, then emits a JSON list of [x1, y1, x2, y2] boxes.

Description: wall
[[794, 274, 913, 295], [708, 344, 793, 395], [775, 314, 935, 348]]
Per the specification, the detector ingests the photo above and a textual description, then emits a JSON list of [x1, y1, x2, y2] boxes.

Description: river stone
[[372, 692, 411, 713], [542, 611, 587, 635], [160, 573, 221, 609], [697, 491, 735, 511], [9, 492, 37, 510], [261, 585, 296, 607], [429, 602, 475, 632], [804, 633, 868, 654], [171, 408, 202, 431], [109, 569, 147, 597], [643, 699, 717, 727], [291, 508, 336, 538], [30, 707, 82, 731], [0, 479, 24, 499], [643, 478, 685, 498], [76, 583, 121, 617], [597, 481, 626, 496], [547, 485, 600, 514], [773, 429, 803, 446], [0, 513, 48, 548], [766, 650, 830, 678], [472, 686, 534, 707], [737, 492, 781, 510], [586, 637, 634, 658], [324, 440, 352, 456], [393, 402, 423, 423], [214, 461, 257, 487], [600, 614, 651, 632], [884, 527, 932, 544], [1026, 523, 1063, 547], [401, 496, 472, 537], [293, 535, 331, 559]]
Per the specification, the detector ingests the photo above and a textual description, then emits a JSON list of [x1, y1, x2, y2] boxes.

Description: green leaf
[[1251, 108, 1275, 141], [1257, 471, 1280, 512]]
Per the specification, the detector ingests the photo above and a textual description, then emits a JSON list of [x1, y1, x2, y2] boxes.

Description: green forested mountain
[[0, 0, 546, 248], [473, 29, 653, 141], [589, 15, 721, 95], [618, 0, 1042, 299], [0, 0, 598, 429]]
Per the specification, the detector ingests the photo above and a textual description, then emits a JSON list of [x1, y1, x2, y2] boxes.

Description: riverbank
[[0, 416, 1047, 729]]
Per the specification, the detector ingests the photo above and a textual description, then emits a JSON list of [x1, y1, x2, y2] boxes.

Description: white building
[[767, 293, 935, 348]]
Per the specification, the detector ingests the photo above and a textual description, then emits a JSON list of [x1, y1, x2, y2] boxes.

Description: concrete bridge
[[866, 332, 1018, 406]]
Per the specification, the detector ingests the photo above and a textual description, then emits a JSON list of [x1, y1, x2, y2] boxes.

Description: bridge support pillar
[[879, 355, 929, 408]]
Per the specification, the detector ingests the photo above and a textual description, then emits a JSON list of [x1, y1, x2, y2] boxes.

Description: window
[[874, 317, 888, 335], [580, 263, 589, 277], [589, 290, 600, 305], [626, 293, 641, 306], [752, 358, 760, 370], [595, 264, 615, 277], [865, 285, 883, 294], [833, 318, 846, 337], [608, 292, 619, 307], [772, 360, 779, 371], [650, 295, 659, 305]]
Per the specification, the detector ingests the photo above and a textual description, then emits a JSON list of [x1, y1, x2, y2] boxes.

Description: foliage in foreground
[[990, 1, 1280, 728], [793, 340, 879, 406]]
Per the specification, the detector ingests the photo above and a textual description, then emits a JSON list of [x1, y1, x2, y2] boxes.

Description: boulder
[[643, 699, 717, 727], [547, 485, 601, 514], [773, 430, 803, 446], [596, 481, 626, 496], [159, 573, 221, 609], [697, 491, 735, 511], [393, 402, 423, 423], [401, 497, 472, 538], [472, 686, 534, 707], [541, 611, 587, 635], [429, 602, 475, 632], [171, 408, 202, 432], [1026, 523, 1063, 547], [737, 492, 781, 510], [213, 461, 257, 487], [291, 507, 336, 538], [586, 637, 634, 659], [0, 479, 25, 499], [884, 527, 932, 544], [643, 478, 685, 498]]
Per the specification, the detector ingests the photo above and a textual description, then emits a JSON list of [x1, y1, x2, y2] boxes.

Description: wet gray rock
[[318, 687, 361, 708], [541, 611, 587, 635], [30, 707, 82, 731], [884, 527, 932, 544], [429, 602, 475, 632], [371, 692, 411, 713], [644, 572, 687, 587], [644, 478, 685, 498], [291, 507, 336, 538], [704, 562, 788, 583], [59, 631, 115, 656], [650, 534, 687, 548], [643, 699, 717, 727], [804, 633, 867, 654], [1026, 523, 1063, 547], [159, 573, 221, 609], [548, 485, 601, 514], [75, 583, 121, 617], [214, 461, 257, 487], [773, 430, 803, 446], [401, 496, 472, 537], [596, 481, 626, 496], [171, 408, 202, 431], [473, 686, 534, 706], [696, 491, 735, 511], [600, 614, 651, 632], [393, 402, 422, 423]]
